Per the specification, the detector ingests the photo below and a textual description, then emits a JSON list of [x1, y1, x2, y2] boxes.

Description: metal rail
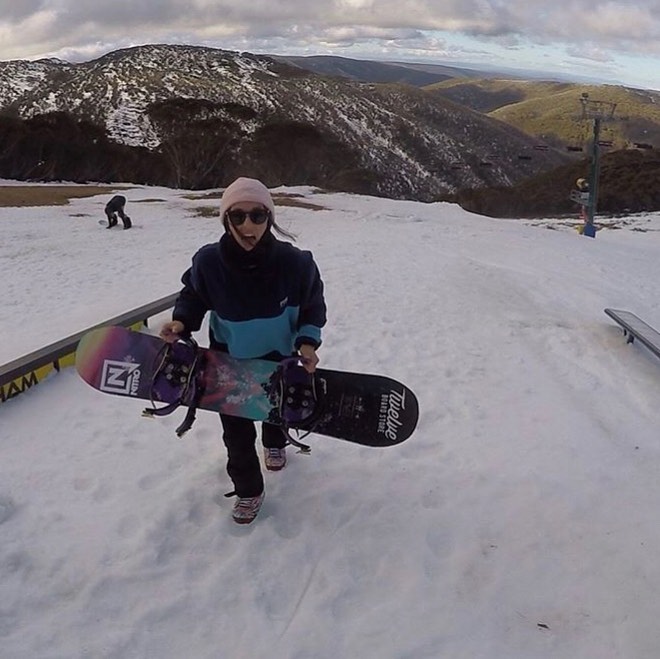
[[1, 292, 179, 402]]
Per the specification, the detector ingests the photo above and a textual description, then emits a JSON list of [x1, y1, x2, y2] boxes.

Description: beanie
[[219, 177, 275, 221]]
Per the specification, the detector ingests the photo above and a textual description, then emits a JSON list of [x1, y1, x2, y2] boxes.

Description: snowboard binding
[[272, 357, 326, 453], [142, 336, 205, 437]]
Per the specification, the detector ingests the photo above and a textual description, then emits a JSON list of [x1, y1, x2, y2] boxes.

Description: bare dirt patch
[[0, 186, 125, 208], [185, 190, 327, 212], [0, 185, 328, 213]]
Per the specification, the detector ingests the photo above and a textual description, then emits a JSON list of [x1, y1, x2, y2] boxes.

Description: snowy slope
[[2, 183, 660, 659]]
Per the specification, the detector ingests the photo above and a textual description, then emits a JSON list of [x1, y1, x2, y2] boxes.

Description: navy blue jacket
[[173, 232, 326, 360]]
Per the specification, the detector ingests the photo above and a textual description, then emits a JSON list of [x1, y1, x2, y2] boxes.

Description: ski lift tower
[[579, 93, 617, 228]]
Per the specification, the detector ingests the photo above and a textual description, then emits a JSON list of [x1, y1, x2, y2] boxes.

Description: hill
[[445, 148, 660, 218], [271, 55, 456, 86], [0, 45, 568, 200], [3, 185, 660, 658], [427, 79, 660, 152]]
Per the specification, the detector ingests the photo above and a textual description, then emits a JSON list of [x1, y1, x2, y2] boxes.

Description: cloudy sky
[[1, 0, 658, 89]]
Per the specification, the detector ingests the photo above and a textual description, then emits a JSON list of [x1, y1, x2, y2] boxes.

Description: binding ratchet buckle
[[142, 336, 205, 437], [274, 357, 326, 453]]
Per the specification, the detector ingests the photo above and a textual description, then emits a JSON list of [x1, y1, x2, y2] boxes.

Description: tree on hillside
[[148, 99, 245, 188], [243, 120, 364, 189], [0, 112, 167, 184]]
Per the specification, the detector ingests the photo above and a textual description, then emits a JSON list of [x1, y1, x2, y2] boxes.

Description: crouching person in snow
[[159, 177, 327, 524], [105, 194, 132, 229]]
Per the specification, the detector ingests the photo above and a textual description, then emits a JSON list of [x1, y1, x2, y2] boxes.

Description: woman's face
[[226, 202, 270, 251]]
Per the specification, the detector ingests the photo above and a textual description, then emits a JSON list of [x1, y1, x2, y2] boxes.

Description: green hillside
[[427, 79, 660, 152]]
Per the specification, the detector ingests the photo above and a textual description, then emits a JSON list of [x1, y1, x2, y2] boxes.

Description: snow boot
[[264, 447, 287, 471], [232, 492, 265, 524]]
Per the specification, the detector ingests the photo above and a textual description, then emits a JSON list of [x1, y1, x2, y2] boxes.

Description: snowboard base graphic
[[75, 326, 419, 447]]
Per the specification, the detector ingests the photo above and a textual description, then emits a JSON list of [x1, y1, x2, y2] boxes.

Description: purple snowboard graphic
[[76, 326, 418, 447]]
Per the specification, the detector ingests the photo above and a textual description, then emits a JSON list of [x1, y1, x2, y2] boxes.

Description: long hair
[[271, 220, 296, 242]]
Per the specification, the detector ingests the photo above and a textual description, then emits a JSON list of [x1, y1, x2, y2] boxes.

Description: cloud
[[565, 44, 614, 64], [0, 0, 658, 65], [0, 0, 44, 23]]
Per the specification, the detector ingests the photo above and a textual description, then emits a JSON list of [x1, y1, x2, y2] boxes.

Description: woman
[[160, 177, 327, 524]]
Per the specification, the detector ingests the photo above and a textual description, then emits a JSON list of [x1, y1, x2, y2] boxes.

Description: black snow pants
[[220, 415, 287, 497]]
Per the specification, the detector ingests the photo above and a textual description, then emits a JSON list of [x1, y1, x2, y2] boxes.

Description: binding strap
[[142, 336, 205, 436], [274, 357, 327, 453]]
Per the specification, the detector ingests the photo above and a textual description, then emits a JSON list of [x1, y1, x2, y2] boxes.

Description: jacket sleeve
[[294, 253, 327, 349], [172, 253, 211, 333]]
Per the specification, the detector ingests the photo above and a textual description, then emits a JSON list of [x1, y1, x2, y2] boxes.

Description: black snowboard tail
[[305, 369, 417, 446]]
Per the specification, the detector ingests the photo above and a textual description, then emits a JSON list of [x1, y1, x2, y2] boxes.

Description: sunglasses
[[225, 207, 271, 226]]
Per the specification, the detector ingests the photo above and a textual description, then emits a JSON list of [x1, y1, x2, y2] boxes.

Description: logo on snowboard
[[378, 388, 406, 442], [100, 360, 141, 396]]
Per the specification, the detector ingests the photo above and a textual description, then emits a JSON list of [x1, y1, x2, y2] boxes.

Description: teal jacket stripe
[[296, 323, 322, 346], [210, 306, 301, 359]]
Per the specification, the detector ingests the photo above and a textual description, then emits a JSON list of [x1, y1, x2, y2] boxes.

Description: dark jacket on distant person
[[105, 195, 131, 229]]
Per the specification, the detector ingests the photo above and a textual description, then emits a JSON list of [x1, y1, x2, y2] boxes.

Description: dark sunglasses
[[225, 207, 271, 226]]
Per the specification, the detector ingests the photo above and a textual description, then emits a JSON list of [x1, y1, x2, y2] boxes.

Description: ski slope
[[2, 183, 660, 659]]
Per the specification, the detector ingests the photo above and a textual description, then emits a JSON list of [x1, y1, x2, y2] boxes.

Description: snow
[[2, 182, 660, 658]]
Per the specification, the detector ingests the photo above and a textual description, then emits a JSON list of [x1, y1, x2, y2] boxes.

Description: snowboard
[[75, 326, 419, 447], [98, 220, 140, 229]]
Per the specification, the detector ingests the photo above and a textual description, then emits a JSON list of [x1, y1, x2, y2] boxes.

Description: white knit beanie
[[219, 177, 275, 221]]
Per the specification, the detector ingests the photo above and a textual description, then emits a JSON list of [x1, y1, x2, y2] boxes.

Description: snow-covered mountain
[[0, 45, 568, 198]]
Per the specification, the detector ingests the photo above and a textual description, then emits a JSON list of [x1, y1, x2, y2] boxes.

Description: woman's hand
[[298, 344, 319, 373], [159, 320, 185, 343]]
